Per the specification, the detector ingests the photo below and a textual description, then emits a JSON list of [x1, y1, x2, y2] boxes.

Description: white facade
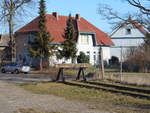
[[76, 33, 100, 65], [17, 32, 111, 66], [110, 23, 146, 61], [50, 33, 111, 65]]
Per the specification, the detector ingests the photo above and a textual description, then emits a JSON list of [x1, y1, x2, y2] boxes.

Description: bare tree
[[123, 43, 150, 72], [127, 0, 150, 15], [98, 0, 150, 72], [98, 3, 128, 29], [127, 0, 150, 25], [98, 0, 150, 29], [0, 0, 35, 62]]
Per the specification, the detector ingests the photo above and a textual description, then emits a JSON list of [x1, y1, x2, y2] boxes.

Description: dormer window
[[126, 28, 131, 35], [80, 34, 89, 45]]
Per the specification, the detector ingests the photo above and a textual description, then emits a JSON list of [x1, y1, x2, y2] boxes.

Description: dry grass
[[19, 82, 150, 113], [14, 108, 61, 113], [30, 67, 150, 76], [105, 72, 150, 76]]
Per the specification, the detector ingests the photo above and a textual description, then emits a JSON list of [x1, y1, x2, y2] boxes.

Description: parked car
[[0, 62, 30, 74]]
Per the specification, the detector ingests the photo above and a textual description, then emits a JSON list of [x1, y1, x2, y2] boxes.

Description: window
[[24, 48, 29, 56], [93, 52, 96, 64], [19, 54, 22, 60], [28, 33, 36, 44], [80, 35, 89, 45], [87, 51, 90, 55], [126, 28, 131, 35], [86, 51, 90, 60], [98, 52, 101, 60], [93, 55, 96, 61]]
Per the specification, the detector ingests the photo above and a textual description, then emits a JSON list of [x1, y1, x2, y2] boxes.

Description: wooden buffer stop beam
[[55, 63, 91, 82]]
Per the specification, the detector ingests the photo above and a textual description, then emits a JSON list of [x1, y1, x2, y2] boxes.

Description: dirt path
[[0, 81, 109, 113]]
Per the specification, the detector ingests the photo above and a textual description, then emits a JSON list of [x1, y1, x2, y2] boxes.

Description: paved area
[[0, 80, 109, 113], [0, 73, 90, 83]]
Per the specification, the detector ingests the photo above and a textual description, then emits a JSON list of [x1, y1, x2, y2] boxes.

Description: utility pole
[[120, 46, 123, 82]]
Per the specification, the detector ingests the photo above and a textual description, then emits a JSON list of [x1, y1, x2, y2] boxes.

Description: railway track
[[64, 80, 150, 100], [86, 81, 150, 94]]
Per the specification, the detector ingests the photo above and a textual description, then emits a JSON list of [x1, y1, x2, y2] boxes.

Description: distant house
[[0, 34, 10, 61], [15, 12, 114, 66], [110, 17, 149, 61], [0, 34, 9, 50]]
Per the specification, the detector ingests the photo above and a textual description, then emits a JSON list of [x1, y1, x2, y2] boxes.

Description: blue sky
[[1, 0, 139, 34], [46, 0, 139, 33]]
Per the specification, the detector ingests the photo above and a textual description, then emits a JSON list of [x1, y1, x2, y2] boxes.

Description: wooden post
[[56, 68, 65, 82], [100, 46, 105, 80], [76, 67, 86, 81], [81, 68, 86, 81], [61, 68, 65, 82], [76, 68, 82, 80], [55, 64, 91, 81]]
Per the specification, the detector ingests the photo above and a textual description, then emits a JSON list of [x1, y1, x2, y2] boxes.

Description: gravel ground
[[0, 80, 110, 113], [0, 73, 52, 84]]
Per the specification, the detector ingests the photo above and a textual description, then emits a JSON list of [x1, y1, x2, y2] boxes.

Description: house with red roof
[[110, 17, 149, 61], [15, 12, 114, 65], [0, 34, 10, 49], [0, 34, 10, 60]]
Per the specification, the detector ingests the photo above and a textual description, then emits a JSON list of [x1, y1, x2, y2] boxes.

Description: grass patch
[[14, 108, 61, 113], [19, 82, 150, 113], [105, 72, 150, 76]]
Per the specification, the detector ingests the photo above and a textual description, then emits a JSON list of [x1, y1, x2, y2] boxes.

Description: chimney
[[128, 15, 132, 22], [75, 14, 80, 21], [52, 12, 58, 20]]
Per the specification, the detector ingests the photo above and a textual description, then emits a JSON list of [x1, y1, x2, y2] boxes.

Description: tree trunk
[[8, 14, 16, 62]]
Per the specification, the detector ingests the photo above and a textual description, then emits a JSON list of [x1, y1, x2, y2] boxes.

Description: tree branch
[[127, 0, 150, 15]]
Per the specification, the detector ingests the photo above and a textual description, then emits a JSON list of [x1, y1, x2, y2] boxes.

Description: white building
[[15, 12, 114, 66], [110, 17, 148, 61]]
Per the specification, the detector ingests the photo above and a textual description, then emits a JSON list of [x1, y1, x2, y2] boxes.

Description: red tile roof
[[78, 18, 114, 45], [16, 14, 114, 46], [132, 21, 148, 36]]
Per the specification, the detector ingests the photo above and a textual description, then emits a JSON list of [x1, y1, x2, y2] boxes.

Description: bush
[[109, 56, 119, 66], [122, 51, 150, 72], [77, 52, 89, 63]]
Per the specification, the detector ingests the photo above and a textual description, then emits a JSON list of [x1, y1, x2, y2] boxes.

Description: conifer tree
[[29, 0, 54, 70], [59, 14, 77, 63]]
